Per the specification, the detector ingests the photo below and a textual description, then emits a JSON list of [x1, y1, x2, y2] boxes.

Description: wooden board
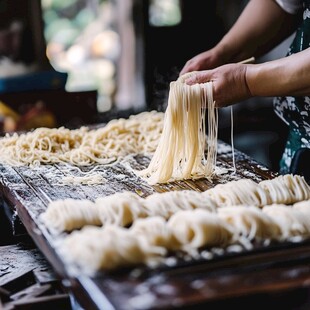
[[2, 141, 310, 310]]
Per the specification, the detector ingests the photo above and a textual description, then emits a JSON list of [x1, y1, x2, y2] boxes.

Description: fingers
[[179, 65, 188, 76], [179, 48, 224, 76], [179, 63, 252, 108], [180, 61, 195, 76], [185, 71, 212, 85], [179, 52, 209, 76]]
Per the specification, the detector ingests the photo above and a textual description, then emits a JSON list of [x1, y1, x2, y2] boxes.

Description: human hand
[[179, 47, 228, 76], [184, 63, 253, 108]]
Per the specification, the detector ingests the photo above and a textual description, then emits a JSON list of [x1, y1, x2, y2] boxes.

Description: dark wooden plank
[[11, 293, 72, 309], [1, 139, 298, 310], [93, 262, 310, 310]]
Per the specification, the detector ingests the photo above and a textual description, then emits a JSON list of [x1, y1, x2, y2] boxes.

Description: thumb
[[184, 71, 212, 85]]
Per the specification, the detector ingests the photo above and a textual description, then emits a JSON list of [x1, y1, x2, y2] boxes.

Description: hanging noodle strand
[[138, 73, 218, 184]]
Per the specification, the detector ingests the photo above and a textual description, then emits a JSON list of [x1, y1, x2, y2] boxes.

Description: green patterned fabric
[[273, 0, 310, 173]]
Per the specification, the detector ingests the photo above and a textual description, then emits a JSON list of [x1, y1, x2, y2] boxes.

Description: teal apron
[[273, 0, 310, 176]]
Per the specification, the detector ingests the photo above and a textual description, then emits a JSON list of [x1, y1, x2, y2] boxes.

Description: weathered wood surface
[[3, 140, 310, 310], [0, 244, 52, 288], [0, 244, 72, 310]]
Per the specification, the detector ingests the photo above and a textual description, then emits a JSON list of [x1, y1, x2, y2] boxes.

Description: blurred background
[[0, 0, 293, 172]]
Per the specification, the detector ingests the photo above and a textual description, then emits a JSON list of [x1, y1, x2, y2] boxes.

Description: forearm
[[247, 47, 310, 97], [216, 0, 298, 62]]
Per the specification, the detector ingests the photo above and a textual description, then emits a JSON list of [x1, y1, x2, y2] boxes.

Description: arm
[[180, 0, 299, 75], [185, 47, 310, 107], [247, 47, 310, 97], [215, 0, 298, 62]]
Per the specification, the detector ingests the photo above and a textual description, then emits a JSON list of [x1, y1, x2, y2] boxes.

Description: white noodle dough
[[217, 206, 281, 241], [203, 178, 270, 207], [259, 174, 310, 205], [41, 174, 310, 235], [58, 225, 147, 275], [143, 190, 217, 219], [57, 197, 310, 274], [95, 191, 145, 227], [139, 76, 218, 184], [41, 190, 218, 234], [262, 205, 310, 240], [131, 216, 179, 256], [40, 199, 100, 234], [0, 111, 164, 167], [167, 209, 236, 253]]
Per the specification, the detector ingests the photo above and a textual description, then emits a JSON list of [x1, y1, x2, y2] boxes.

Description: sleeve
[[274, 0, 303, 14]]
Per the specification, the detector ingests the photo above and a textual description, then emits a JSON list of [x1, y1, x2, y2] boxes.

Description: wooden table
[[1, 141, 310, 310]]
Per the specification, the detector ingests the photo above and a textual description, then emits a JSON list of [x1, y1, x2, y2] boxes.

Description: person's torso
[[273, 0, 310, 137]]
